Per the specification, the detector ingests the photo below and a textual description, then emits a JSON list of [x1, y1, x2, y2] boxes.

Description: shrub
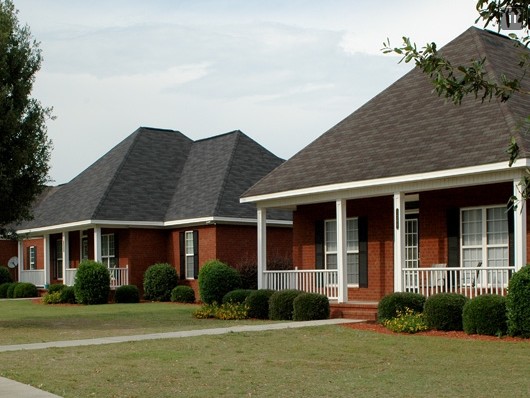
[[74, 260, 110, 305], [42, 291, 62, 304], [463, 294, 507, 336], [7, 282, 19, 298], [235, 259, 257, 290], [193, 303, 218, 319], [143, 263, 178, 302], [377, 292, 426, 323], [60, 286, 76, 304], [47, 284, 66, 294], [13, 282, 38, 298], [198, 259, 242, 304], [0, 266, 12, 284], [192, 302, 249, 320], [222, 289, 254, 304], [170, 285, 195, 303], [424, 293, 468, 331], [245, 289, 275, 319], [293, 293, 330, 321], [114, 285, 140, 303], [0, 282, 12, 298], [383, 308, 429, 333], [507, 265, 530, 337], [269, 289, 303, 320], [268, 256, 293, 270]]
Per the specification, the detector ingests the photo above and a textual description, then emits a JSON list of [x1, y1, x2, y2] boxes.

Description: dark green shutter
[[315, 221, 324, 269], [507, 206, 515, 268], [447, 208, 460, 269], [358, 217, 368, 288], [193, 230, 199, 279], [179, 232, 185, 279]]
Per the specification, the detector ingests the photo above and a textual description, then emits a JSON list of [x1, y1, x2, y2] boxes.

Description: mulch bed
[[343, 321, 528, 342]]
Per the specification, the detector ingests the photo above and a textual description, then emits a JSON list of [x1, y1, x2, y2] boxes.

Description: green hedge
[[115, 285, 140, 303], [245, 289, 275, 319], [143, 263, 178, 302], [463, 294, 507, 336], [424, 293, 468, 331], [0, 282, 12, 298], [47, 284, 66, 294], [293, 293, 330, 321], [74, 260, 110, 305], [222, 289, 254, 304], [507, 265, 530, 337], [170, 285, 195, 303], [60, 286, 76, 304], [13, 282, 38, 298], [269, 290, 304, 320], [377, 292, 426, 323], [0, 266, 12, 285], [198, 260, 242, 304], [6, 282, 19, 298]]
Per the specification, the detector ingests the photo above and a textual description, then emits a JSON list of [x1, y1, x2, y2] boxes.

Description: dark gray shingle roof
[[243, 27, 530, 198], [19, 127, 286, 229]]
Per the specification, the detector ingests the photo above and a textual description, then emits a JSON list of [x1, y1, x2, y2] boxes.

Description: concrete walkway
[[0, 318, 358, 397]]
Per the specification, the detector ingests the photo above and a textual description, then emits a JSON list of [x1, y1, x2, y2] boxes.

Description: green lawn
[[1, 326, 530, 397]]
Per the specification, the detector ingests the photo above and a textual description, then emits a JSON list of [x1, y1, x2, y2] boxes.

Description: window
[[28, 246, 36, 270], [81, 232, 89, 260], [54, 238, 63, 280], [461, 206, 509, 284], [101, 233, 116, 267], [325, 218, 359, 285], [185, 231, 195, 279]]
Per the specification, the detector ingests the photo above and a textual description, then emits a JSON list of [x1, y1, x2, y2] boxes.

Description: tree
[[382, 0, 530, 205], [0, 0, 52, 236]]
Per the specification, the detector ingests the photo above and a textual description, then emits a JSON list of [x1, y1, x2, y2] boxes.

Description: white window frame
[[460, 205, 510, 286], [81, 231, 89, 261], [101, 233, 116, 268], [28, 246, 36, 270], [325, 218, 359, 286], [185, 231, 195, 280]]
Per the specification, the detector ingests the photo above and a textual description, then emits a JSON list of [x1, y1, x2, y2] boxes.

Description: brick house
[[15, 127, 292, 294], [241, 27, 530, 316]]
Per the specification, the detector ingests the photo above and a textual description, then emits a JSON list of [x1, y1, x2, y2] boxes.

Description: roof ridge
[[212, 131, 242, 216], [194, 130, 242, 143]]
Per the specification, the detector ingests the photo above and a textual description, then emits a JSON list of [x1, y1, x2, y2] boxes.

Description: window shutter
[[358, 217, 368, 288], [447, 208, 460, 268], [179, 232, 185, 279], [315, 221, 324, 269], [193, 230, 199, 279], [26, 247, 30, 270], [113, 233, 119, 267], [507, 206, 515, 268]]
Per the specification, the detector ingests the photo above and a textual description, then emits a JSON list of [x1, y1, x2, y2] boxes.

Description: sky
[[13, 0, 484, 184]]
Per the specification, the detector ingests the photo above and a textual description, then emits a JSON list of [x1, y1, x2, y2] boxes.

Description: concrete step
[[330, 301, 378, 321]]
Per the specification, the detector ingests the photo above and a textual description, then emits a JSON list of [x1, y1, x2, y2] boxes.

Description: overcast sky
[[15, 0, 483, 184]]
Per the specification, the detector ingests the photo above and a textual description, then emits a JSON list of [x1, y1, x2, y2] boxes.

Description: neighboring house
[[241, 27, 530, 314], [0, 239, 18, 281], [15, 127, 292, 294]]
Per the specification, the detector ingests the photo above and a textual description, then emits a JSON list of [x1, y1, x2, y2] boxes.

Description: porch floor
[[329, 300, 378, 321]]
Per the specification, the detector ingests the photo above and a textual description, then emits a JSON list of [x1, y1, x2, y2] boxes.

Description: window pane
[[326, 254, 337, 269], [325, 220, 337, 252], [462, 209, 482, 246], [108, 234, 115, 256], [101, 235, 109, 256], [347, 253, 359, 284], [487, 207, 508, 245], [186, 257, 194, 279], [185, 232, 194, 255], [347, 219, 358, 252]]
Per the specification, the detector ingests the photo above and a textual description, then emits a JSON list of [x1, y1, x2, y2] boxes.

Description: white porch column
[[43, 234, 50, 286], [257, 207, 267, 289], [514, 178, 527, 270], [62, 232, 69, 281], [336, 199, 348, 303], [94, 227, 102, 263], [393, 192, 405, 292], [17, 239, 23, 281]]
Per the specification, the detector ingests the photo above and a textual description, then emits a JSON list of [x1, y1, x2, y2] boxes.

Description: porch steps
[[329, 301, 378, 321]]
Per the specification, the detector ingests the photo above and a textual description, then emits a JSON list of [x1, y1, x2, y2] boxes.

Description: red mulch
[[343, 321, 528, 342]]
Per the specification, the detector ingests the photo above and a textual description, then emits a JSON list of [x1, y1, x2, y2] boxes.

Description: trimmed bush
[[377, 292, 426, 323], [13, 282, 38, 298], [74, 260, 110, 305], [507, 265, 530, 337], [269, 289, 304, 320], [293, 293, 330, 321], [7, 282, 19, 298], [170, 285, 195, 303], [0, 266, 12, 285], [235, 260, 257, 290], [424, 293, 468, 331], [222, 289, 254, 304], [114, 285, 140, 303], [0, 282, 12, 298], [43, 291, 62, 304], [143, 263, 178, 302], [198, 259, 242, 304], [245, 289, 275, 319], [60, 286, 76, 304], [47, 284, 66, 294], [463, 294, 507, 336]]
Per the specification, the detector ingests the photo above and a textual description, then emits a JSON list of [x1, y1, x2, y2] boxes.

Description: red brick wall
[[22, 238, 44, 270], [125, 228, 168, 288], [0, 239, 18, 281]]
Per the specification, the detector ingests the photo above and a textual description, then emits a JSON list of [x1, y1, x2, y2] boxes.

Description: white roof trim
[[241, 159, 530, 205]]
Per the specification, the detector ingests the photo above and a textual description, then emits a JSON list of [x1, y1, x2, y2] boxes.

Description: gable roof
[[18, 127, 287, 231], [242, 27, 530, 199]]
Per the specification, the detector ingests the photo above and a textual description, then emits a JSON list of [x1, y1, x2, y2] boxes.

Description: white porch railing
[[401, 266, 513, 298], [64, 266, 129, 289], [19, 270, 46, 287], [263, 269, 339, 300]]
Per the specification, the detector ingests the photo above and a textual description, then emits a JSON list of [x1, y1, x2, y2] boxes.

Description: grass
[[0, 300, 272, 345], [1, 326, 530, 397]]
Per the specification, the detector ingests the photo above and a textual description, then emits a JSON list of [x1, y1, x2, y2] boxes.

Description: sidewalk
[[0, 318, 358, 397]]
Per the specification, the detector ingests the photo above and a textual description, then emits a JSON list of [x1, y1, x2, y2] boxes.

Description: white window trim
[[185, 231, 195, 280], [101, 233, 116, 268], [325, 217, 359, 287], [28, 246, 36, 270], [81, 231, 89, 261]]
